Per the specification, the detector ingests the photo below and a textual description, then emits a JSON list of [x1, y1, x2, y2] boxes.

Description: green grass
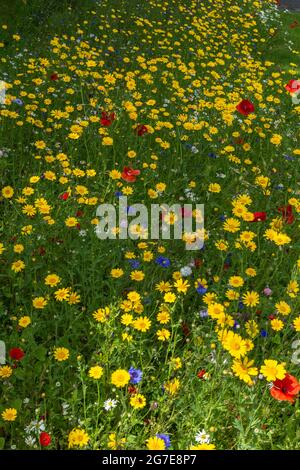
[[0, 0, 300, 451]]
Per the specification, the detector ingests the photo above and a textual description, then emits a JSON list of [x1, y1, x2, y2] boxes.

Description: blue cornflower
[[156, 434, 171, 449], [260, 329, 268, 338], [196, 283, 207, 295], [155, 256, 171, 268], [12, 98, 23, 106], [128, 260, 140, 269], [115, 191, 123, 198], [129, 367, 143, 384]]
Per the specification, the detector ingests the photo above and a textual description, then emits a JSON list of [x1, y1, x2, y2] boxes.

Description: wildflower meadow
[[0, 0, 300, 451]]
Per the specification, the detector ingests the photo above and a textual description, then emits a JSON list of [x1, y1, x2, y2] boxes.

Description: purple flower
[[156, 434, 171, 449], [129, 366, 143, 384], [263, 287, 272, 296]]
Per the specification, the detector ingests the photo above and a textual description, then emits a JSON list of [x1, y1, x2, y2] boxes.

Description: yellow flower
[[164, 378, 180, 395], [174, 278, 190, 294], [132, 316, 151, 332], [111, 268, 124, 278], [242, 291, 259, 308], [109, 170, 121, 179], [11, 260, 25, 273], [2, 186, 14, 198], [293, 316, 300, 332], [260, 359, 286, 381], [0, 366, 13, 379], [245, 267, 256, 277], [88, 366, 103, 380], [130, 393, 146, 409], [93, 307, 110, 323], [229, 276, 244, 288], [270, 134, 282, 145], [146, 437, 166, 450], [111, 369, 130, 388], [156, 329, 171, 341], [275, 301, 291, 316], [65, 217, 78, 227], [68, 428, 90, 448], [222, 331, 247, 359], [130, 270, 145, 281], [245, 320, 259, 339], [208, 183, 221, 193], [2, 408, 17, 421], [32, 296, 48, 309], [54, 288, 70, 301], [18, 316, 31, 328], [102, 136, 113, 146], [54, 347, 70, 362], [223, 218, 240, 233], [44, 273, 61, 287], [270, 318, 284, 331], [163, 292, 176, 303], [127, 150, 136, 158], [190, 443, 215, 450], [231, 357, 258, 385]]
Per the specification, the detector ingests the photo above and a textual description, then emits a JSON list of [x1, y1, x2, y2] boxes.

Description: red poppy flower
[[128, 385, 137, 395], [9, 347, 25, 361], [285, 79, 300, 93], [50, 73, 58, 81], [250, 211, 267, 222], [135, 124, 148, 136], [270, 374, 300, 403], [39, 432, 51, 447], [100, 111, 115, 127], [121, 166, 140, 183], [197, 369, 206, 379], [278, 205, 294, 224], [59, 192, 70, 201], [236, 99, 255, 116]]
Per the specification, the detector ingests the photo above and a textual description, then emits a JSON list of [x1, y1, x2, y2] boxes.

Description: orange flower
[[270, 374, 300, 403]]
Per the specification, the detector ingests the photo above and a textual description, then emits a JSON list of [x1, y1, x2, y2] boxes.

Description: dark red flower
[[236, 99, 255, 116], [250, 211, 267, 222], [128, 385, 137, 395], [135, 124, 148, 136], [278, 205, 294, 224], [285, 79, 300, 93], [59, 192, 70, 201], [194, 258, 202, 269], [121, 166, 140, 183], [39, 432, 51, 447], [197, 369, 206, 379], [50, 73, 58, 81], [9, 347, 25, 361], [233, 137, 245, 145], [270, 374, 300, 403], [100, 111, 115, 127], [268, 314, 275, 320], [38, 246, 46, 256], [76, 210, 84, 217]]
